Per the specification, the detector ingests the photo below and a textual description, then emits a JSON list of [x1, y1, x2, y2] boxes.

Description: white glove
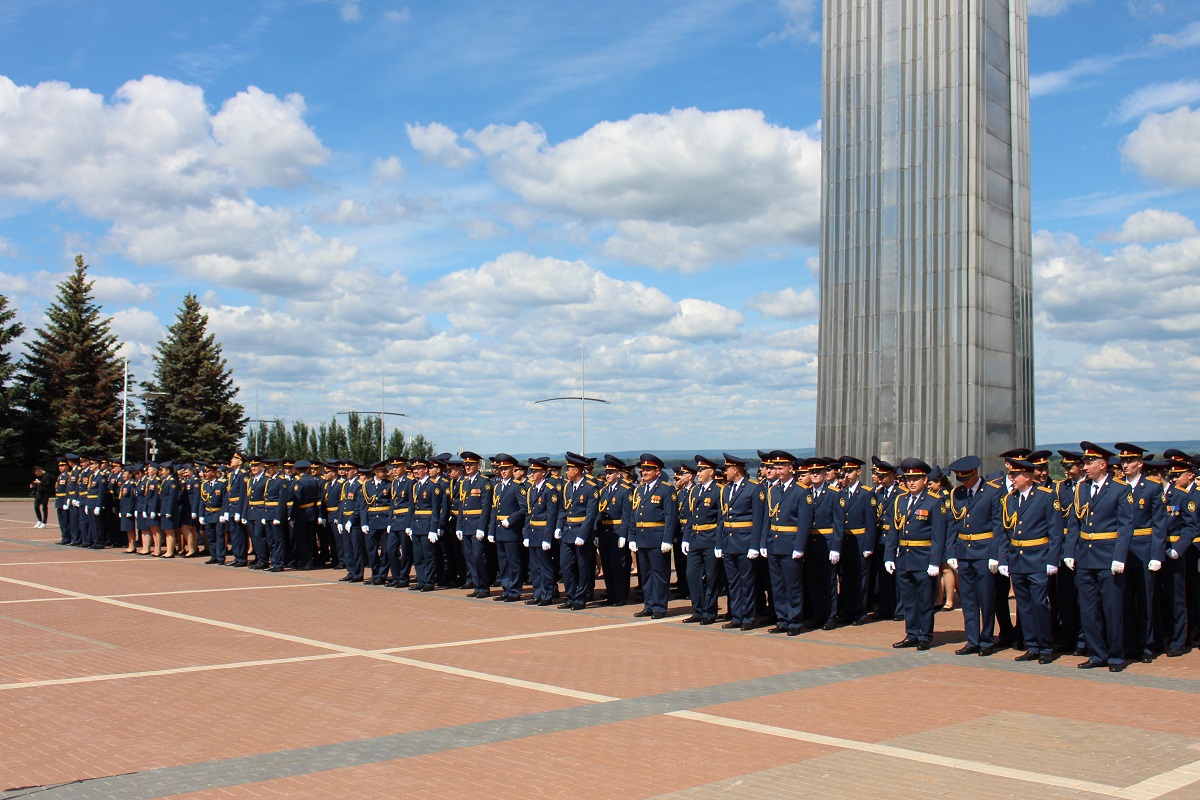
[[681, 541, 690, 556], [488, 534, 495, 543], [93, 507, 100, 516], [926, 565, 939, 577], [317, 518, 325, 526], [523, 538, 530, 547], [1111, 560, 1124, 575], [760, 547, 768, 558], [575, 537, 586, 547], [456, 530, 463, 540], [884, 561, 895, 574], [429, 531, 439, 544], [988, 559, 999, 574], [1148, 559, 1162, 572], [863, 550, 872, 558], [618, 537, 626, 549], [386, 525, 391, 533], [199, 516, 206, 525], [714, 548, 722, 558], [998, 565, 1009, 577], [234, 513, 241, 523], [1168, 548, 1180, 560], [1047, 564, 1058, 576], [501, 519, 510, 529], [792, 550, 802, 560], [946, 558, 958, 570], [660, 542, 672, 554], [476, 529, 485, 541], [629, 541, 638, 552], [1064, 557, 1075, 570], [554, 529, 562, 540], [541, 540, 551, 551], [747, 548, 759, 560], [829, 551, 840, 565], [360, 525, 368, 533], [406, 528, 412, 537], [72, 499, 80, 507]]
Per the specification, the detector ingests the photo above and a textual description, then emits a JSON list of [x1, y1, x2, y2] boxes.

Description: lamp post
[[127, 387, 167, 463], [530, 347, 609, 456]]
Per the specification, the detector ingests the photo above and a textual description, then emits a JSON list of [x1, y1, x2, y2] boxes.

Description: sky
[[1, 0, 1199, 456]]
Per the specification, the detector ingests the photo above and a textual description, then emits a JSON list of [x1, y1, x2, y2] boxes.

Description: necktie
[[1090, 483, 1099, 498], [1017, 493, 1024, 508]]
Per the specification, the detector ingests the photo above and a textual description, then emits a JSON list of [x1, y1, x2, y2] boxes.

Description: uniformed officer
[[999, 458, 1062, 663], [1160, 452, 1197, 657], [385, 455, 413, 587], [681, 455, 721, 625], [630, 454, 678, 619], [523, 458, 559, 605], [804, 457, 845, 630], [1067, 442, 1134, 671], [760, 452, 813, 636], [336, 460, 365, 582], [717, 453, 761, 630], [223, 452, 250, 567], [53, 457, 71, 545], [200, 463, 226, 564], [836, 456, 877, 626], [869, 457, 902, 620], [945, 455, 1002, 656], [672, 461, 695, 600], [318, 462, 343, 570], [360, 461, 392, 584], [885, 458, 947, 650], [261, 458, 287, 571], [555, 453, 598, 610], [290, 460, 321, 570], [1114, 443, 1166, 663], [489, 453, 527, 602], [595, 455, 632, 606], [118, 463, 140, 552], [1054, 450, 1085, 653], [406, 458, 441, 592], [457, 452, 494, 597], [994, 447, 1032, 648]]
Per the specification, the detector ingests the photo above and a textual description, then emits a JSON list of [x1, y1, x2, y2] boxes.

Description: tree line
[[0, 256, 435, 471]]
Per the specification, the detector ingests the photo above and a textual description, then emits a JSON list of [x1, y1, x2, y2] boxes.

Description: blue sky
[[1, 0, 1199, 456]]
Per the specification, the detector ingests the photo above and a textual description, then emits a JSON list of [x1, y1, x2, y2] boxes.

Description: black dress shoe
[[232, 561, 247, 567], [633, 609, 652, 618], [851, 617, 867, 626], [203, 557, 219, 564], [492, 595, 507, 601], [407, 584, 421, 590], [420, 585, 435, 592], [372, 577, 387, 585], [721, 621, 740, 629], [821, 621, 837, 631], [393, 580, 410, 588], [916, 641, 931, 651], [338, 575, 354, 582], [536, 598, 553, 606], [1109, 663, 1126, 673], [559, 602, 575, 610], [699, 617, 716, 625], [1138, 653, 1155, 664], [681, 615, 702, 624], [503, 596, 520, 602], [787, 628, 803, 636], [955, 645, 980, 656], [1072, 647, 1088, 657], [651, 611, 665, 619], [892, 638, 918, 648], [1015, 651, 1039, 662], [1077, 659, 1105, 669], [524, 598, 539, 605], [1167, 648, 1186, 657], [979, 644, 997, 655], [740, 622, 755, 631], [1038, 654, 1054, 665], [767, 626, 787, 634], [267, 566, 283, 572]]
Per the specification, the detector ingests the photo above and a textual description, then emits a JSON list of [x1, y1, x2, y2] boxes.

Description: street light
[[123, 368, 167, 462], [246, 419, 282, 454], [529, 347, 609, 456]]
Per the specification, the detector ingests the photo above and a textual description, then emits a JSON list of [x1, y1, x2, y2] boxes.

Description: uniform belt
[[414, 510, 433, 515], [297, 502, 317, 510], [810, 527, 834, 535], [600, 519, 623, 525], [1133, 527, 1153, 537], [1080, 531, 1118, 540], [636, 522, 665, 528], [848, 527, 866, 535], [365, 506, 388, 512], [724, 521, 753, 528], [959, 533, 993, 541], [249, 500, 265, 506], [899, 539, 932, 547], [530, 520, 548, 527], [461, 509, 483, 516], [325, 506, 339, 512], [692, 523, 717, 532], [567, 515, 587, 523], [393, 507, 411, 514], [227, 496, 242, 502], [771, 525, 799, 532], [1168, 535, 1180, 543], [1009, 537, 1049, 547]]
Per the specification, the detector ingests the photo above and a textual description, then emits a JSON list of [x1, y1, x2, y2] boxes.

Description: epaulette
[[1037, 485, 1053, 494], [1114, 477, 1129, 485], [928, 489, 942, 498], [750, 478, 761, 485], [985, 479, 1002, 489], [828, 485, 843, 493], [1147, 475, 1163, 484]]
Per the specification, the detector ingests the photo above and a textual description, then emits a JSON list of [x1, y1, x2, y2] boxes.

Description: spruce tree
[[0, 293, 26, 463], [20, 256, 125, 461], [142, 294, 246, 462]]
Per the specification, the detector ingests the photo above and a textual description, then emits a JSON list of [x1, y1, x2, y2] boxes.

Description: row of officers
[[49, 442, 1200, 670]]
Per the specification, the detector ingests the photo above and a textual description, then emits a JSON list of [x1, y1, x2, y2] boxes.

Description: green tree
[[142, 294, 245, 462], [405, 433, 435, 460], [19, 256, 125, 461], [0, 293, 26, 463], [385, 428, 406, 458]]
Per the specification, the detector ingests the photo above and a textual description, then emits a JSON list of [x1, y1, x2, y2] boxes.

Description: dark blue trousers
[[366, 527, 387, 579], [342, 525, 364, 579], [958, 559, 995, 648], [686, 547, 719, 620], [496, 538, 522, 597], [228, 519, 248, 563], [1077, 567, 1125, 665], [204, 522, 226, 562], [249, 519, 268, 565], [1122, 551, 1155, 658], [1160, 556, 1190, 651], [897, 569, 935, 643], [636, 546, 671, 614], [596, 534, 630, 604], [1011, 571, 1052, 654], [266, 521, 286, 568], [529, 544, 555, 600], [723, 551, 756, 625], [412, 534, 434, 587], [384, 529, 406, 583], [803, 535, 838, 625], [837, 542, 870, 622], [767, 554, 804, 630], [462, 533, 483, 589], [560, 539, 593, 605]]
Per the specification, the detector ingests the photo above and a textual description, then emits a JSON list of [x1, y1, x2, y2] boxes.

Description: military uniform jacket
[[246, 473, 269, 522], [947, 480, 1002, 561], [490, 478, 527, 542], [524, 479, 559, 547], [321, 478, 343, 526], [684, 481, 720, 549], [291, 475, 321, 522], [134, 476, 150, 519], [873, 483, 902, 538], [389, 475, 412, 530], [840, 482, 879, 554], [718, 479, 760, 552], [1163, 483, 1198, 555], [631, 479, 679, 548], [55, 471, 70, 511], [1066, 476, 1134, 567], [596, 482, 631, 543], [82, 469, 106, 514], [1000, 487, 1062, 573], [761, 479, 814, 555], [408, 477, 440, 536], [457, 474, 493, 537], [119, 479, 137, 519], [224, 468, 249, 520], [439, 476, 456, 531], [66, 467, 80, 510], [808, 486, 845, 552], [360, 478, 392, 529], [558, 479, 599, 543], [1126, 476, 1167, 564], [201, 479, 225, 518], [885, 490, 947, 570], [159, 474, 182, 524], [1054, 479, 1076, 540]]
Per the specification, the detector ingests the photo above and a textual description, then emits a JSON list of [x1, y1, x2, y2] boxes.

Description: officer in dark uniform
[[261, 459, 287, 571], [596, 455, 632, 606], [489, 453, 527, 601], [1114, 443, 1167, 663], [290, 460, 321, 570], [336, 460, 364, 582], [523, 458, 559, 605], [717, 453, 762, 630], [999, 458, 1062, 664], [1053, 450, 1085, 653], [682, 455, 722, 625], [672, 461, 695, 600], [555, 453, 598, 610], [804, 457, 845, 630], [360, 461, 392, 584], [385, 456, 412, 587], [869, 457, 902, 620], [318, 462, 342, 569], [945, 455, 1002, 656], [837, 456, 877, 626], [406, 458, 441, 591], [1067, 442, 1134, 671], [885, 458, 947, 650], [761, 452, 813, 636], [456, 452, 493, 597], [630, 454, 678, 619], [1160, 452, 1196, 657], [223, 452, 250, 567], [200, 463, 226, 564]]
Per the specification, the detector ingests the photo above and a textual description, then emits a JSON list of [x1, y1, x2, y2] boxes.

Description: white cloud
[[1122, 106, 1200, 187], [91, 275, 156, 305], [0, 235, 15, 257], [1151, 21, 1200, 48], [339, 1, 362, 23], [1027, 0, 1088, 15], [209, 87, 328, 187], [110, 307, 162, 362], [406, 121, 475, 168], [1030, 56, 1116, 97], [1100, 209, 1198, 243], [747, 287, 819, 320], [1113, 80, 1200, 123], [371, 155, 406, 183], [655, 298, 744, 341], [462, 108, 821, 270], [384, 8, 411, 23], [767, 0, 819, 44]]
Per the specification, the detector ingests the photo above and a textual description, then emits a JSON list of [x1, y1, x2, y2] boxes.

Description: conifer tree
[[0, 293, 26, 462], [19, 256, 125, 460], [142, 294, 246, 461]]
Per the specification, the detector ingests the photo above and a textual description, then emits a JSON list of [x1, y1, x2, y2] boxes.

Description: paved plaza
[[2, 499, 1199, 800]]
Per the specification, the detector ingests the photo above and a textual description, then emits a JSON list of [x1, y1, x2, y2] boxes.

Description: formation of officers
[[48, 442, 1200, 671]]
